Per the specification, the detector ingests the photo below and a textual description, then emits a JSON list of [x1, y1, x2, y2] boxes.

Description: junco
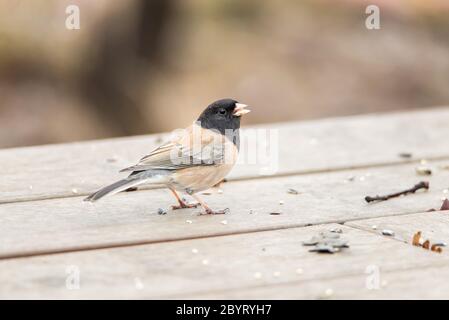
[[84, 98, 250, 215]]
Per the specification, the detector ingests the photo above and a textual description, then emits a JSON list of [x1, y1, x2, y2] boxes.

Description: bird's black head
[[197, 99, 250, 136]]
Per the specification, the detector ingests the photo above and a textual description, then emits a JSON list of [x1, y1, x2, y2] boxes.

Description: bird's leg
[[169, 188, 199, 210], [192, 194, 229, 215]]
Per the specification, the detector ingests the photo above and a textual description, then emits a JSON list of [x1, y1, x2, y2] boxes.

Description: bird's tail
[[84, 177, 146, 202]]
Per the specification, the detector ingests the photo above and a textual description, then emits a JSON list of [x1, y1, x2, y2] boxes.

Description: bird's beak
[[233, 103, 251, 117]]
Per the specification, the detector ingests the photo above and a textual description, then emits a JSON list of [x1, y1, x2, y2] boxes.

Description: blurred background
[[1, 0, 449, 148]]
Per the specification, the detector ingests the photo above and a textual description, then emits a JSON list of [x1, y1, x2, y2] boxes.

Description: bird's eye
[[219, 109, 226, 115]]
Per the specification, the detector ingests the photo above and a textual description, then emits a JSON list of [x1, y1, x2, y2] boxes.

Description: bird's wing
[[120, 125, 227, 172]]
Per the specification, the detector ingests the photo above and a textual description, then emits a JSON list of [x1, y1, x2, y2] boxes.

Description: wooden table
[[1, 107, 449, 299]]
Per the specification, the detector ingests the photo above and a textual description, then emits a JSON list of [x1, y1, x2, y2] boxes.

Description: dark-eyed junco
[[84, 98, 250, 215]]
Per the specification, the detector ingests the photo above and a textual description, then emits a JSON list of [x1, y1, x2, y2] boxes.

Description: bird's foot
[[171, 201, 199, 210], [200, 208, 230, 215]]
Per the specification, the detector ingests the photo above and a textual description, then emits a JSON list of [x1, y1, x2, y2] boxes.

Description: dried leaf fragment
[[412, 231, 422, 246], [431, 244, 443, 253], [422, 240, 430, 250]]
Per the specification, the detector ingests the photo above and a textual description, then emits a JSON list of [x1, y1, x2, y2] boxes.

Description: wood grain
[[1, 108, 449, 204], [346, 211, 449, 247], [190, 264, 449, 299], [1, 160, 449, 259], [0, 224, 445, 299]]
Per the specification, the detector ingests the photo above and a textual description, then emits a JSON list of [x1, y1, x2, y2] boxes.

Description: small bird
[[84, 98, 250, 215]]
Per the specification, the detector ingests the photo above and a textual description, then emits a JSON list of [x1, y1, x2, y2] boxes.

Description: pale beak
[[233, 103, 251, 117]]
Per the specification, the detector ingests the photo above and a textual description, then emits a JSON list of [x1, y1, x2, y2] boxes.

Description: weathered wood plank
[[1, 108, 449, 203], [0, 224, 445, 299], [193, 212, 449, 299], [1, 160, 449, 258], [346, 211, 449, 246], [189, 264, 449, 299]]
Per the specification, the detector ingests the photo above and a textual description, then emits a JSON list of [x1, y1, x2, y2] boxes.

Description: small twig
[[365, 181, 429, 203]]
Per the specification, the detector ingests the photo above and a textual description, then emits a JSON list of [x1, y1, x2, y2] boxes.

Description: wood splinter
[[365, 181, 429, 203]]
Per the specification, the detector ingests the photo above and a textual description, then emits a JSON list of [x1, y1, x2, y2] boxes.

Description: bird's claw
[[171, 202, 199, 210]]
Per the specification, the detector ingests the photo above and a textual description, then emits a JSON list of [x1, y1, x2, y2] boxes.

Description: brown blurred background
[[1, 0, 449, 148]]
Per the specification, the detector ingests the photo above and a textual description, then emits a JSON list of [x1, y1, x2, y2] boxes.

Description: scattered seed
[[443, 189, 449, 194], [431, 244, 443, 253], [420, 159, 428, 165], [330, 228, 343, 234], [381, 280, 388, 287], [29, 185, 33, 190], [416, 166, 432, 176], [273, 271, 281, 277], [372, 225, 378, 230], [399, 152, 412, 159], [191, 248, 198, 254], [254, 272, 262, 279], [359, 176, 366, 182], [186, 220, 193, 224], [220, 220, 228, 225], [382, 229, 395, 236], [279, 200, 284, 205], [157, 208, 167, 215], [287, 188, 299, 195], [270, 212, 282, 216], [217, 189, 223, 194], [106, 156, 118, 163], [202, 192, 212, 195], [202, 259, 209, 265], [422, 240, 430, 249], [295, 268, 303, 275], [324, 289, 334, 297], [72, 188, 78, 194], [134, 277, 144, 290], [345, 176, 356, 183]]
